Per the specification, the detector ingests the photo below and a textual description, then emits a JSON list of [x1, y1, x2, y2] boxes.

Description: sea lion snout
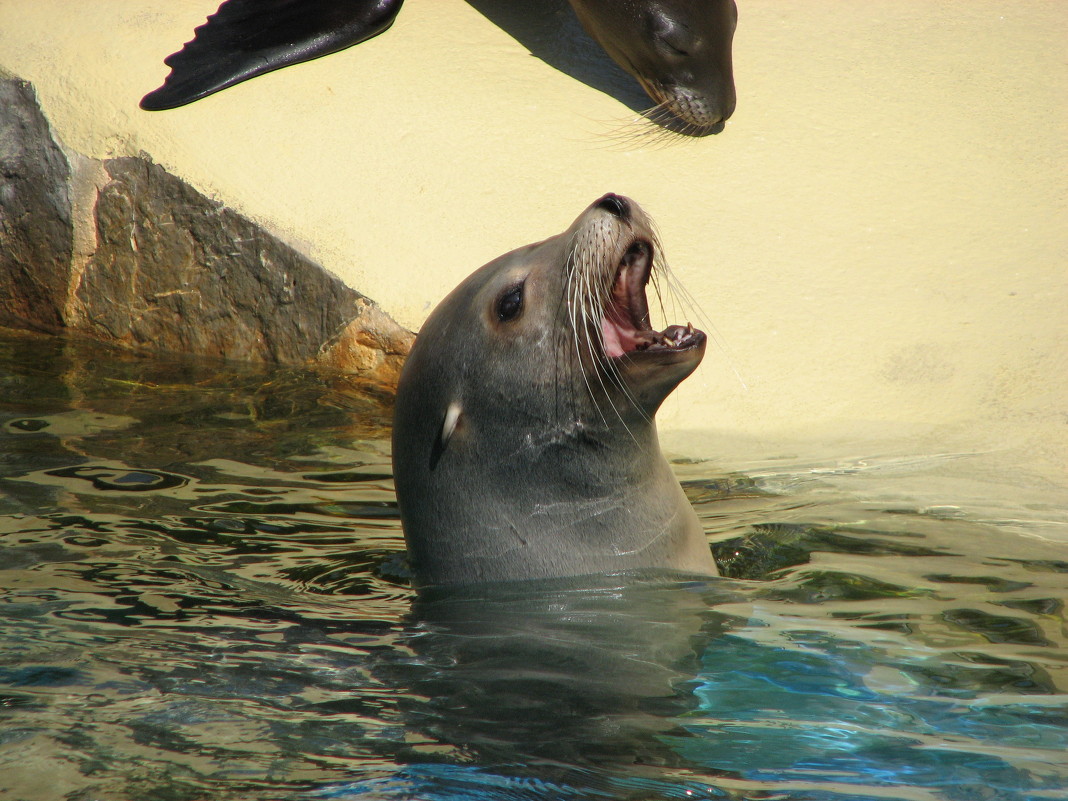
[[568, 196, 707, 404], [571, 0, 737, 134]]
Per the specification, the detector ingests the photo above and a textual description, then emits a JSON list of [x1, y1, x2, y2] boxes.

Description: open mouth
[[600, 239, 703, 359]]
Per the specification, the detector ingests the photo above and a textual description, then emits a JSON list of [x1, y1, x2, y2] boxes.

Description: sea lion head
[[569, 0, 738, 134], [393, 194, 714, 586]]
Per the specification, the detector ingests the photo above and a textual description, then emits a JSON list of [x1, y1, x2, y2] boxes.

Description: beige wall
[[1, 0, 1065, 479]]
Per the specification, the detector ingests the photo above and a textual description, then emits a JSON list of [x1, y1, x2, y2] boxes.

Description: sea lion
[[140, 0, 736, 134], [391, 194, 718, 586]]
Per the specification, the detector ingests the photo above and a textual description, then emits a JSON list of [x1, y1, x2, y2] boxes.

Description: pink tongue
[[601, 316, 641, 358]]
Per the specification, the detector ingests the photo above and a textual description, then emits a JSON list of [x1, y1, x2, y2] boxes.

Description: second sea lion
[[141, 0, 737, 134]]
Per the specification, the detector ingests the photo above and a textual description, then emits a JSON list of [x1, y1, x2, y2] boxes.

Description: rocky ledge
[[0, 74, 412, 387]]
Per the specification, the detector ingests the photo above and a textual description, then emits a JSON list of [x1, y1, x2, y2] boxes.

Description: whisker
[[654, 248, 749, 393], [588, 234, 648, 434], [572, 233, 641, 437], [579, 249, 619, 425], [586, 100, 704, 151], [569, 238, 619, 430], [560, 200, 741, 443]]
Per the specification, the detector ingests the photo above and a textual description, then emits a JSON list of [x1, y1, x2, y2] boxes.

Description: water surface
[[1, 331, 1065, 800]]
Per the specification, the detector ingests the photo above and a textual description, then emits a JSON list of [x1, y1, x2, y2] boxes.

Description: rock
[[0, 75, 73, 334], [71, 156, 411, 382], [0, 74, 411, 386]]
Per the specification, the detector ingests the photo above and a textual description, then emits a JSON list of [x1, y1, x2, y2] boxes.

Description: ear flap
[[440, 401, 462, 449], [429, 401, 461, 469]]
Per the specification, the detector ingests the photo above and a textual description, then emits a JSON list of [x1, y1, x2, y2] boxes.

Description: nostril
[[596, 194, 629, 218]]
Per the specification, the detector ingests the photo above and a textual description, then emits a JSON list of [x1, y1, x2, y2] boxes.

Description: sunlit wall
[[1, 0, 1064, 477]]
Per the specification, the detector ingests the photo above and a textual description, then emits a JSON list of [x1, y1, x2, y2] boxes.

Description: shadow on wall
[[465, 0, 649, 113]]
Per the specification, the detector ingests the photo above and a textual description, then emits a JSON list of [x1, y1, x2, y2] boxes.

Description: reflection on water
[[1, 330, 1065, 801]]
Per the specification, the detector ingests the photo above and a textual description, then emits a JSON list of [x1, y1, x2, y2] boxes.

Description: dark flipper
[[141, 0, 405, 110]]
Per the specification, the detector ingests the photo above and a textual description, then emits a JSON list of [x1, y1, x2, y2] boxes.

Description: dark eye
[[497, 283, 524, 322]]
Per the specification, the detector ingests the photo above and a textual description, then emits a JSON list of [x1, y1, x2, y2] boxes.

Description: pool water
[[1, 330, 1065, 801]]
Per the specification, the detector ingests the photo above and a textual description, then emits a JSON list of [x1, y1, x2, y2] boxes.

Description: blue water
[[1, 331, 1066, 801]]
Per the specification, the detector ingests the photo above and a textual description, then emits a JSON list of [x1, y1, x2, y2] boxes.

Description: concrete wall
[[1, 0, 1064, 478]]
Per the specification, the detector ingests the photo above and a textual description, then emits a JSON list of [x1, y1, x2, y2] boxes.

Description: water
[[1, 330, 1065, 801]]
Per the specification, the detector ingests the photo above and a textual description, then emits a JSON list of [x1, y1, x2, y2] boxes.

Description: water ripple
[[1, 333, 1065, 801]]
